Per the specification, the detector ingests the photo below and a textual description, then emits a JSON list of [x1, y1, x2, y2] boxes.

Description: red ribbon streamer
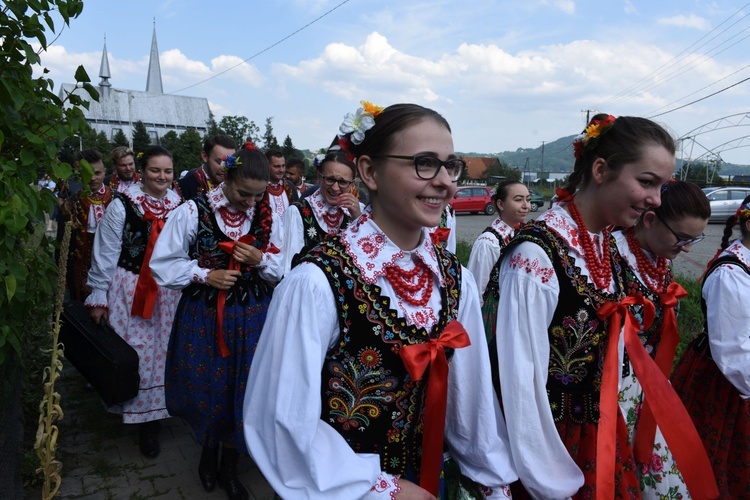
[[131, 211, 165, 319], [398, 320, 471, 496], [633, 282, 687, 463], [215, 234, 255, 358], [597, 295, 718, 500], [555, 187, 574, 203], [430, 227, 451, 245]]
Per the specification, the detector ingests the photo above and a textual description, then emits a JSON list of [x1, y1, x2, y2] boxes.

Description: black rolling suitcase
[[59, 300, 140, 406]]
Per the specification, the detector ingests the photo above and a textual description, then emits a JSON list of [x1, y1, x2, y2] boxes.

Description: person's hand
[[206, 269, 241, 290], [395, 479, 436, 499], [338, 193, 361, 217], [232, 241, 263, 267], [89, 307, 108, 325]]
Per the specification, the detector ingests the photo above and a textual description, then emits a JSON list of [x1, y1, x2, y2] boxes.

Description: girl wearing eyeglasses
[[611, 179, 709, 498], [150, 143, 283, 500], [244, 103, 516, 499], [280, 150, 363, 276], [493, 115, 717, 499], [672, 195, 750, 499]]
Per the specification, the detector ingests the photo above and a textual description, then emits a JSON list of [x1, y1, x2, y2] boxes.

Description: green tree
[[0, 1, 90, 496], [281, 134, 303, 160], [159, 130, 182, 172], [262, 116, 280, 152], [112, 128, 129, 148], [178, 128, 203, 173], [132, 120, 151, 156], [218, 115, 250, 147], [246, 120, 261, 146], [486, 157, 522, 183], [204, 111, 223, 139], [58, 124, 112, 165]]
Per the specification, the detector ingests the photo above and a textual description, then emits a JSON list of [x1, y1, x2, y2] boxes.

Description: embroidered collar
[[724, 239, 750, 268], [121, 184, 181, 211], [207, 184, 255, 220], [340, 206, 444, 287], [309, 189, 349, 222], [490, 217, 515, 243]]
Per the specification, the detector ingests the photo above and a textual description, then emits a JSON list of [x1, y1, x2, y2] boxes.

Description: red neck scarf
[[131, 210, 165, 319]]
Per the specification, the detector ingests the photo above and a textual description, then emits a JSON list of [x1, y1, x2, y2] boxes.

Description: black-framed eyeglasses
[[372, 154, 465, 182], [319, 174, 354, 190], [655, 212, 705, 248]]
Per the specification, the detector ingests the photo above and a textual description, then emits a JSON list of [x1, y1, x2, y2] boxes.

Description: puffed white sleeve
[[256, 211, 284, 283], [467, 233, 500, 299], [150, 200, 204, 290], [703, 264, 750, 398], [243, 263, 395, 499], [281, 204, 305, 277], [445, 267, 518, 491], [84, 198, 126, 308], [496, 241, 584, 499]]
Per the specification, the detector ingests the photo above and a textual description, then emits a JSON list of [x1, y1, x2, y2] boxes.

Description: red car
[[451, 186, 495, 215]]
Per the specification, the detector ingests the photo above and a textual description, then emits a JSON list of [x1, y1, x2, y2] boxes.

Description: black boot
[[198, 445, 219, 492], [138, 420, 161, 458], [218, 446, 249, 500]]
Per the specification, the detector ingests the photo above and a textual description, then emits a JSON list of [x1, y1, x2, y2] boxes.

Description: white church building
[[59, 26, 211, 146]]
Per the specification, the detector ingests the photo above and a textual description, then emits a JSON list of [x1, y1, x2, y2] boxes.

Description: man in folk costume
[[264, 149, 298, 217], [63, 149, 113, 301], [177, 135, 237, 201], [105, 146, 141, 193], [284, 157, 310, 199]]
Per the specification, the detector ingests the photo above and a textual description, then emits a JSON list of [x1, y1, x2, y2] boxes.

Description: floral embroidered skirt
[[619, 367, 689, 499], [107, 267, 180, 424], [165, 292, 270, 453], [672, 337, 750, 499]]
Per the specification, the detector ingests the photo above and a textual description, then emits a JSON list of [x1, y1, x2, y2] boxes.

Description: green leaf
[[4, 274, 16, 302], [43, 12, 55, 32], [19, 149, 34, 167], [24, 129, 44, 145], [74, 65, 91, 84], [82, 82, 100, 102], [50, 161, 72, 182]]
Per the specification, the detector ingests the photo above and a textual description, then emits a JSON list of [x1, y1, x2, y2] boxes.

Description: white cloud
[[658, 14, 711, 30], [624, 0, 637, 14], [541, 0, 575, 15]]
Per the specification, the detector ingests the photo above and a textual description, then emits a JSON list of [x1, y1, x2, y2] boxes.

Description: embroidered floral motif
[[549, 309, 602, 385], [507, 253, 554, 283], [328, 349, 398, 430]]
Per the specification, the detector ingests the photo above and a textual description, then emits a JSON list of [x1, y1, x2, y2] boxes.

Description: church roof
[[59, 84, 210, 131], [145, 24, 163, 94]]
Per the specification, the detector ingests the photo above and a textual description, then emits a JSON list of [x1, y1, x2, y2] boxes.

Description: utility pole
[[540, 141, 545, 172], [581, 109, 593, 124], [524, 157, 529, 185]]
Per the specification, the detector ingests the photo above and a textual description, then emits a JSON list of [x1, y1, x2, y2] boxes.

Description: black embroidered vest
[[290, 198, 351, 268], [181, 195, 273, 307], [480, 225, 509, 307], [300, 237, 461, 478], [505, 221, 625, 424], [116, 192, 151, 274]]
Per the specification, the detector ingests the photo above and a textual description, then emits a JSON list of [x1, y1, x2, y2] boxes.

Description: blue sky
[[37, 0, 750, 165]]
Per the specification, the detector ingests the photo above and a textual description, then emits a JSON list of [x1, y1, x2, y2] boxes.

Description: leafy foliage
[[0, 0, 91, 366], [131, 120, 151, 155], [262, 116, 280, 152], [111, 128, 129, 148], [486, 158, 522, 182], [218, 115, 260, 147]]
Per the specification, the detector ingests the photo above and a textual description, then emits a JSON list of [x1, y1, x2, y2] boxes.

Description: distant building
[[462, 156, 501, 181], [58, 25, 211, 147]]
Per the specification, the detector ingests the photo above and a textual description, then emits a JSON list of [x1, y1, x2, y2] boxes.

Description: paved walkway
[[29, 365, 275, 500]]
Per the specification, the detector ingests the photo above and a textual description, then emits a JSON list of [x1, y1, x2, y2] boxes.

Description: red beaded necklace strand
[[266, 182, 285, 197], [625, 228, 669, 293], [322, 209, 344, 231], [568, 200, 613, 290], [384, 259, 433, 307], [218, 206, 247, 228]]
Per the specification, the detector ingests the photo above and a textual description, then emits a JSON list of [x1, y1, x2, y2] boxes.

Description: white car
[[703, 186, 750, 223]]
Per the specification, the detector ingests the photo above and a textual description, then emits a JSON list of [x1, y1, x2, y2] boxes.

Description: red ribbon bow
[[131, 211, 165, 319], [398, 320, 471, 496], [555, 187, 574, 203], [215, 234, 256, 358], [596, 295, 718, 500], [430, 227, 451, 246]]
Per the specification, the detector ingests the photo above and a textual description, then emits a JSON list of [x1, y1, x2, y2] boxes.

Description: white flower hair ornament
[[337, 100, 384, 162]]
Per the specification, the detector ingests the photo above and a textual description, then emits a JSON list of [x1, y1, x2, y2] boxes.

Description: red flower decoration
[[243, 140, 259, 151]]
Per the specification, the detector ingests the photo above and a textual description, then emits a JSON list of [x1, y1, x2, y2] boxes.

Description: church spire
[[99, 35, 111, 98], [145, 20, 163, 94]]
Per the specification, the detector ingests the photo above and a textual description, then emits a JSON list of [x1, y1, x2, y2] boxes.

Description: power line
[[648, 75, 750, 118], [146, 0, 353, 97]]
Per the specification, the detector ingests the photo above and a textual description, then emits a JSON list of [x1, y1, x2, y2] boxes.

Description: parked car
[[527, 188, 545, 212], [703, 186, 750, 222], [451, 186, 495, 215]]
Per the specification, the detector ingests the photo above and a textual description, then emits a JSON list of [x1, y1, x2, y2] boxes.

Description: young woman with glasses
[[492, 115, 717, 499], [611, 179, 709, 498], [672, 194, 750, 499], [244, 103, 516, 499], [280, 150, 364, 276]]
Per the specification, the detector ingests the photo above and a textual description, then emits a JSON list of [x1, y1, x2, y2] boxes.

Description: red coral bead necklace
[[384, 259, 433, 307], [568, 200, 613, 290], [625, 228, 668, 293]]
